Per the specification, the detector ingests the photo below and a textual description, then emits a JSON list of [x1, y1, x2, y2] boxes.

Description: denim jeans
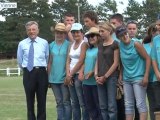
[[83, 85, 102, 120], [153, 81, 160, 111], [97, 76, 118, 120], [123, 80, 148, 115], [147, 82, 156, 120], [69, 74, 89, 120], [51, 83, 72, 120]]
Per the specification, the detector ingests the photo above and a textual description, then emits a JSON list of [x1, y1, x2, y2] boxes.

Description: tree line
[[0, 0, 160, 57]]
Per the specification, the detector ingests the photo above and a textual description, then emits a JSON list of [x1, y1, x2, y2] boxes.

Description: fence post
[[18, 67, 20, 76], [6, 67, 10, 76]]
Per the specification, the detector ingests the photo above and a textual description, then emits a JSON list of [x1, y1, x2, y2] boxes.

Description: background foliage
[[0, 0, 160, 56]]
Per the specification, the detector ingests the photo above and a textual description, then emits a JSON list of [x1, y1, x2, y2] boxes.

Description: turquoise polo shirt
[[143, 43, 154, 82], [83, 47, 98, 85], [151, 35, 160, 81], [49, 40, 69, 83], [120, 39, 145, 81]]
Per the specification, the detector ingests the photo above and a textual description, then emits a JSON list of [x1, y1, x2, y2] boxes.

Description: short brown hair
[[83, 10, 99, 24], [110, 13, 123, 23]]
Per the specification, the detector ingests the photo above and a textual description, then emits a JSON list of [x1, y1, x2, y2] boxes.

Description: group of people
[[17, 10, 160, 120]]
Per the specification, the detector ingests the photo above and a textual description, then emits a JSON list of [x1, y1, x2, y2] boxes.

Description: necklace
[[55, 40, 64, 55], [103, 40, 113, 46]]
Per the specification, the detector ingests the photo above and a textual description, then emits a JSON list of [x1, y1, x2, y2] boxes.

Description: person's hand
[[85, 71, 93, 79], [156, 72, 160, 81], [64, 76, 73, 86], [48, 83, 51, 88], [65, 24, 72, 32], [96, 76, 106, 85], [78, 72, 84, 81], [140, 76, 148, 87], [118, 75, 123, 85]]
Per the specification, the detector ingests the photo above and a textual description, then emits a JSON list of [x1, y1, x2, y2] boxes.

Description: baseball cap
[[115, 26, 127, 37], [71, 23, 83, 31]]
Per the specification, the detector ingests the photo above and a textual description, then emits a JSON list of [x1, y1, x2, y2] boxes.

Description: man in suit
[[17, 21, 49, 120]]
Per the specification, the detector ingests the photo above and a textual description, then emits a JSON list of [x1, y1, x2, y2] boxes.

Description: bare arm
[[78, 64, 85, 81], [66, 44, 72, 77], [66, 24, 74, 42], [152, 60, 160, 80], [135, 42, 151, 86], [104, 49, 120, 78], [67, 32, 74, 42], [64, 44, 73, 85], [94, 59, 98, 77], [47, 54, 53, 75]]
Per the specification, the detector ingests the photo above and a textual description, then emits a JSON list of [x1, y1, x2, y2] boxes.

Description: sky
[[0, 0, 143, 21], [86, 0, 143, 13]]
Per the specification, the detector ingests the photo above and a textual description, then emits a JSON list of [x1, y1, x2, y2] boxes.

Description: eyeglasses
[[87, 34, 97, 39], [127, 20, 138, 25]]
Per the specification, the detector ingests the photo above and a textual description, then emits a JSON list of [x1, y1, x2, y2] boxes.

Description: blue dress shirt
[[17, 37, 49, 68]]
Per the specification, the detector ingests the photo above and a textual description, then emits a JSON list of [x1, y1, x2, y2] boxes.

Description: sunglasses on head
[[116, 27, 126, 33], [127, 20, 137, 25], [87, 34, 97, 38]]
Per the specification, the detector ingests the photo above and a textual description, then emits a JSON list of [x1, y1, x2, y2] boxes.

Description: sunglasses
[[127, 20, 138, 25], [87, 34, 97, 39]]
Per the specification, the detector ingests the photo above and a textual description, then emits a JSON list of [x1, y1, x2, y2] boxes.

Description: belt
[[23, 67, 46, 70], [33, 66, 46, 69]]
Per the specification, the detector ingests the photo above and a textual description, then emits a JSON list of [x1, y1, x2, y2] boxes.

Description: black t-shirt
[[97, 40, 119, 77]]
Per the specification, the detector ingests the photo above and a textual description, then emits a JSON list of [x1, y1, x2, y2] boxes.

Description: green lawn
[[0, 76, 57, 120], [0, 59, 151, 120], [0, 59, 18, 68]]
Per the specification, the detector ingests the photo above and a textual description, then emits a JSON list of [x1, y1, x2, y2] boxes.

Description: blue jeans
[[147, 82, 156, 120], [123, 80, 148, 115], [51, 83, 72, 120], [153, 81, 160, 111], [147, 81, 160, 120], [69, 74, 89, 120], [83, 85, 102, 120], [97, 76, 118, 120]]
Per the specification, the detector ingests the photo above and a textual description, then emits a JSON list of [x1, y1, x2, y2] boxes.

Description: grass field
[[0, 76, 57, 120], [0, 59, 18, 68], [0, 59, 151, 120]]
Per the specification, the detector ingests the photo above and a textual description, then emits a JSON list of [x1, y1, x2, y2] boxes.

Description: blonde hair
[[99, 21, 115, 34]]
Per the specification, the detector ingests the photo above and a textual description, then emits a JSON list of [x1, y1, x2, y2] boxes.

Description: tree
[[96, 0, 117, 21], [124, 0, 143, 22], [0, 0, 53, 54], [50, 0, 94, 23], [124, 0, 160, 37], [142, 0, 160, 27], [123, 0, 144, 37]]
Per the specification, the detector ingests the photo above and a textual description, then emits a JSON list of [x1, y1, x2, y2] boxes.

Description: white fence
[[0, 67, 21, 76]]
